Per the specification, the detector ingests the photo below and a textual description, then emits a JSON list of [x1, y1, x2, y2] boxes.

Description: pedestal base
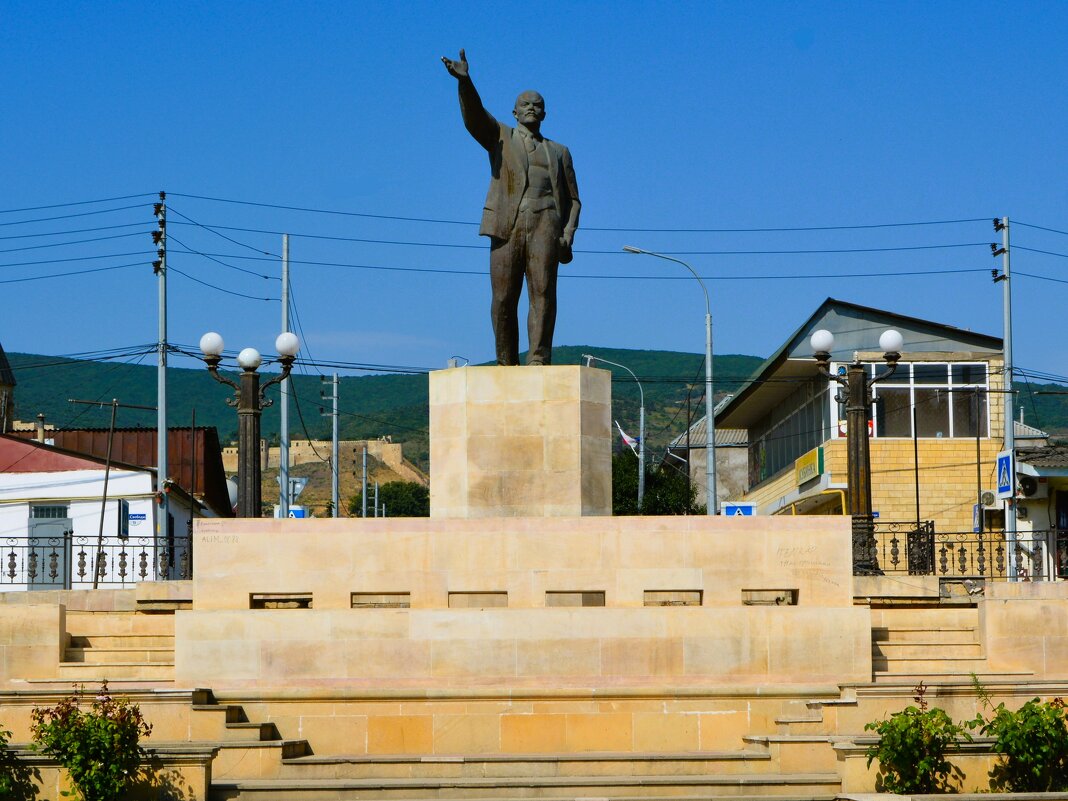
[[429, 366, 611, 518]]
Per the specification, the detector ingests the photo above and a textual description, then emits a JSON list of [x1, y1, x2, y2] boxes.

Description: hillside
[[5, 347, 764, 472], [7, 349, 1065, 476]]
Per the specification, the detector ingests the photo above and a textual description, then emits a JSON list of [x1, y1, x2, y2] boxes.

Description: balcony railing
[[871, 521, 1057, 580], [1, 533, 192, 590]]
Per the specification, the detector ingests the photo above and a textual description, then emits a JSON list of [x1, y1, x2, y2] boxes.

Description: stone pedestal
[[429, 366, 611, 518]]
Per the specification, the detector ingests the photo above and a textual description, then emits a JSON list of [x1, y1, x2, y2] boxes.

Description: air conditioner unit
[[1017, 475, 1049, 500], [980, 490, 998, 509]]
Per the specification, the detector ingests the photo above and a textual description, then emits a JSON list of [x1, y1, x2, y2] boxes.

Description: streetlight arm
[[204, 355, 241, 407], [622, 246, 709, 315], [259, 355, 296, 401], [583, 354, 644, 408]]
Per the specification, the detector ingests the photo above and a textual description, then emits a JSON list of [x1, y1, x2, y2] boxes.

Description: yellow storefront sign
[[795, 447, 824, 486]]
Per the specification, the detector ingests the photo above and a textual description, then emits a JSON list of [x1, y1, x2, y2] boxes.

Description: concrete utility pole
[[321, 374, 339, 517], [280, 234, 291, 518], [994, 217, 1017, 576], [362, 447, 368, 518], [153, 193, 170, 545]]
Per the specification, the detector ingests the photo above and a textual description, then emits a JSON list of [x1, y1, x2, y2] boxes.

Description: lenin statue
[[442, 50, 581, 366]]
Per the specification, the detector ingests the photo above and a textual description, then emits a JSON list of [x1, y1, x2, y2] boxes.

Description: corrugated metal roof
[[668, 417, 747, 449], [1020, 444, 1068, 469]]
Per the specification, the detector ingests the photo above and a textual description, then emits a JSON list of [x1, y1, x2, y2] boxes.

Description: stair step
[[64, 610, 175, 636], [64, 647, 175, 664], [872, 642, 982, 658], [208, 772, 841, 800], [872, 626, 978, 644], [56, 661, 175, 681], [277, 751, 772, 779], [68, 634, 175, 648]]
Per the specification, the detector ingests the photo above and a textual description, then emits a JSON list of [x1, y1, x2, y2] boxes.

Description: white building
[[0, 433, 200, 590]]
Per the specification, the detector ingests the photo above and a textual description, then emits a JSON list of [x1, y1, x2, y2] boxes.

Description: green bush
[[972, 696, 1068, 791], [0, 725, 38, 800], [865, 683, 967, 793], [31, 681, 151, 801]]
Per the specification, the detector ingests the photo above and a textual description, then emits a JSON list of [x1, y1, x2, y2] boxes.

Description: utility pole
[[362, 446, 368, 518], [374, 481, 379, 518], [993, 217, 1017, 576], [69, 398, 156, 588], [321, 373, 339, 517], [152, 193, 169, 549], [280, 234, 291, 518]]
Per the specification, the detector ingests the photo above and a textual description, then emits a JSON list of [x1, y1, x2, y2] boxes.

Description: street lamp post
[[584, 353, 645, 510], [810, 328, 903, 573], [200, 331, 300, 518], [623, 246, 716, 514]]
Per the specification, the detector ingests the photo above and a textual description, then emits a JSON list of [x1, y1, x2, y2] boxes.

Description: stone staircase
[[56, 609, 175, 685], [870, 603, 1031, 685]]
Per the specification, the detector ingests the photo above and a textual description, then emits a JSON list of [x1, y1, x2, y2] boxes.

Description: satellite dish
[[226, 477, 239, 512]]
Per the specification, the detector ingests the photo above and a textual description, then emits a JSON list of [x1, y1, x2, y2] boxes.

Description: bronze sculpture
[[442, 50, 581, 366]]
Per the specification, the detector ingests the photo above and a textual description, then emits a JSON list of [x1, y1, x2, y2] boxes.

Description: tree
[[348, 481, 430, 517], [612, 452, 704, 516]]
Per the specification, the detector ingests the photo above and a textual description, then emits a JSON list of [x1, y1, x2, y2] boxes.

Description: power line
[[0, 193, 155, 215], [0, 221, 148, 241], [167, 193, 991, 234], [0, 261, 145, 285], [167, 233, 279, 280], [1015, 270, 1068, 286], [0, 230, 152, 255], [1014, 245, 1068, 260], [168, 206, 279, 258], [167, 263, 279, 302], [0, 204, 151, 228], [163, 248, 989, 281], [1014, 220, 1068, 238], [0, 250, 147, 269], [166, 222, 991, 255]]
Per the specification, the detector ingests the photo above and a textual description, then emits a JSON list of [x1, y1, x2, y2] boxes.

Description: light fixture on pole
[[200, 331, 300, 518], [810, 327, 903, 573], [623, 245, 716, 514], [583, 353, 645, 511]]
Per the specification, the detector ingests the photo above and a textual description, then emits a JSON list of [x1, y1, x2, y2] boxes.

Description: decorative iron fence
[[871, 521, 1055, 580], [1, 533, 192, 589]]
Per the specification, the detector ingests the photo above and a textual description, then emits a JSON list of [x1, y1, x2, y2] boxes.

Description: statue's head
[[512, 91, 546, 129]]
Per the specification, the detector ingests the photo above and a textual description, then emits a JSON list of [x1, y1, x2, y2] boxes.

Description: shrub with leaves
[[865, 682, 968, 794], [971, 696, 1068, 792], [31, 681, 151, 801]]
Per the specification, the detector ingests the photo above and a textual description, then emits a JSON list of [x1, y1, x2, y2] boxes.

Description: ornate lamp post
[[200, 331, 300, 518], [810, 328, 904, 573]]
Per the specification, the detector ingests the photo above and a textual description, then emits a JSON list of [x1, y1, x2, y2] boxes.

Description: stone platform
[[429, 365, 611, 518]]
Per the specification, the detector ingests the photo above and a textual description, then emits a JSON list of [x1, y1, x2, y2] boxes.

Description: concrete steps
[[208, 771, 842, 800], [59, 609, 176, 683]]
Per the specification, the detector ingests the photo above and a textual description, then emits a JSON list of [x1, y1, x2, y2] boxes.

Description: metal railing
[[1, 533, 192, 589], [871, 520, 1056, 580]]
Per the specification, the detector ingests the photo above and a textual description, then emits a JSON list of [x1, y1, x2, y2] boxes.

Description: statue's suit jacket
[[457, 79, 580, 243]]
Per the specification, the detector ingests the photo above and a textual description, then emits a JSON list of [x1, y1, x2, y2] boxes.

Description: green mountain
[[8, 348, 1063, 472], [5, 348, 764, 471]]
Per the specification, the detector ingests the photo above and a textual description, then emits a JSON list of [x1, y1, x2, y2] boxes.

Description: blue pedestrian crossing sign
[[996, 451, 1014, 500], [721, 502, 757, 516]]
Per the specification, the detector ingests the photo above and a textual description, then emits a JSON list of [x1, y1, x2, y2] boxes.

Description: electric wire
[[0, 261, 146, 285], [168, 206, 279, 258], [167, 263, 279, 302], [166, 234, 279, 281], [168, 193, 990, 234], [0, 193, 156, 215], [1014, 221, 1068, 238], [0, 204, 151, 228], [0, 251, 148, 269], [0, 230, 153, 255], [0, 221, 149, 241]]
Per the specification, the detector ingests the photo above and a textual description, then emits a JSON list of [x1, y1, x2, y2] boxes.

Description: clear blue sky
[[2, 1, 1066, 384]]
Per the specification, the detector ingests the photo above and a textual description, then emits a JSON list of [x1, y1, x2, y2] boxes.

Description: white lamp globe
[[199, 332, 224, 357], [810, 329, 835, 354], [237, 347, 262, 370], [879, 329, 904, 354], [275, 331, 300, 358]]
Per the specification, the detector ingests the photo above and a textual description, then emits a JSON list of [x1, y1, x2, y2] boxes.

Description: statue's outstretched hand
[[441, 49, 469, 79]]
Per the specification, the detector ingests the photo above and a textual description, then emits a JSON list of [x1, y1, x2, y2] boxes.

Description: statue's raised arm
[[440, 49, 497, 150]]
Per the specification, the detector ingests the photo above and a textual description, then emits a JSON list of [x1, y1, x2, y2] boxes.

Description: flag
[[615, 420, 639, 454]]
